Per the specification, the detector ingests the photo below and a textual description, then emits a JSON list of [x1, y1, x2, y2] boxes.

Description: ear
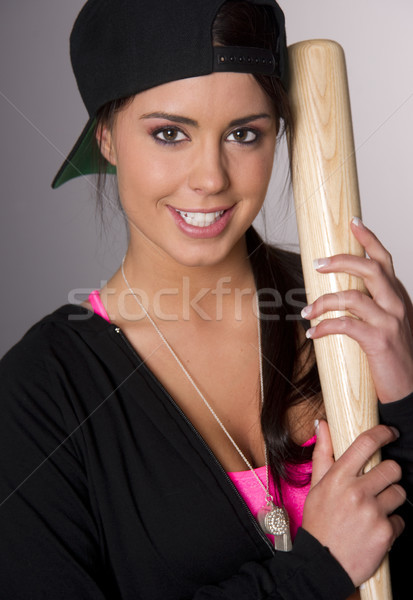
[[96, 123, 117, 166]]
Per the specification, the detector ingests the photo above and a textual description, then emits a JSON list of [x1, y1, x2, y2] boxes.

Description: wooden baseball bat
[[288, 40, 392, 599]]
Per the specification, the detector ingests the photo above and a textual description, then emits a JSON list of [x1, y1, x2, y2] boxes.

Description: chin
[[172, 240, 245, 270], [173, 253, 225, 269]]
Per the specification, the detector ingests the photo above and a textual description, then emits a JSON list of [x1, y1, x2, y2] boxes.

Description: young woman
[[0, 1, 412, 598]]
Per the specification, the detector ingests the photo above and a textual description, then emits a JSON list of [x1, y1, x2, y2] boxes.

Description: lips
[[174, 209, 224, 228], [167, 205, 235, 239]]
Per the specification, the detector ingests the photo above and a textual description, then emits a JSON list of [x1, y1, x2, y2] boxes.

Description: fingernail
[[301, 305, 312, 318], [351, 216, 364, 228], [306, 327, 316, 339], [313, 257, 330, 269], [389, 426, 400, 439], [314, 419, 320, 436]]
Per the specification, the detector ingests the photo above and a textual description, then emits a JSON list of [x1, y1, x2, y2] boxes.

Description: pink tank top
[[88, 289, 111, 322], [87, 290, 314, 543], [228, 443, 314, 544]]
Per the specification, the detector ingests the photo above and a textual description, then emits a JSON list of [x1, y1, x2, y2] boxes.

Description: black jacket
[[0, 305, 411, 599]]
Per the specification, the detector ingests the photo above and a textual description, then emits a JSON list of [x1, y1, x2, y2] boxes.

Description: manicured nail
[[306, 327, 316, 339], [301, 305, 312, 318], [313, 257, 330, 269], [351, 216, 363, 228], [314, 419, 320, 436]]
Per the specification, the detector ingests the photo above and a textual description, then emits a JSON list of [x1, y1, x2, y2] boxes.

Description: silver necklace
[[121, 256, 292, 551]]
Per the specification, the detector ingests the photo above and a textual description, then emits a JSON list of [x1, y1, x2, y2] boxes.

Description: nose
[[187, 140, 230, 196]]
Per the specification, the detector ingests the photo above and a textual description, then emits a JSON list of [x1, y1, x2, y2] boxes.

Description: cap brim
[[51, 117, 116, 189]]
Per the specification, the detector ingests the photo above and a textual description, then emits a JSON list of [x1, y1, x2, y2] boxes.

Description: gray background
[[1, 0, 412, 358]]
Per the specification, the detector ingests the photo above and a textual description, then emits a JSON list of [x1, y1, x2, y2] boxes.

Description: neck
[[104, 233, 257, 325]]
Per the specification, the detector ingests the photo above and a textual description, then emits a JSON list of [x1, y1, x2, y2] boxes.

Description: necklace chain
[[121, 256, 273, 502]]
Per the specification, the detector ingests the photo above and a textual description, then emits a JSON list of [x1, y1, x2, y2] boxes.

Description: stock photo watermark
[[67, 277, 313, 322]]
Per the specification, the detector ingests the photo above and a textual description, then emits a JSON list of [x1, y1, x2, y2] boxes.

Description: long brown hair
[[95, 0, 321, 490]]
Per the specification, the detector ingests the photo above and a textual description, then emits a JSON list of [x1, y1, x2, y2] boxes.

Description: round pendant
[[257, 503, 289, 536]]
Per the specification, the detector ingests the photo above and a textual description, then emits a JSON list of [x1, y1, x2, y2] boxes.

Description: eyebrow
[[140, 112, 272, 128], [228, 114, 272, 127]]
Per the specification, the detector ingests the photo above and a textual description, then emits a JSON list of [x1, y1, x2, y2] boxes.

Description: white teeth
[[175, 209, 224, 227]]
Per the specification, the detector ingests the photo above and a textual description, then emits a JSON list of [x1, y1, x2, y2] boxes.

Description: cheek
[[238, 152, 275, 200], [115, 145, 184, 207]]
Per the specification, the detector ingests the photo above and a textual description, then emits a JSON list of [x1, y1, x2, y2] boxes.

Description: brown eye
[[227, 128, 258, 144], [153, 127, 187, 144], [234, 129, 248, 141], [163, 128, 178, 141]]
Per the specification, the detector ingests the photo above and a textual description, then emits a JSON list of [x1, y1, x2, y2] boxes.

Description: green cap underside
[[52, 118, 116, 189]]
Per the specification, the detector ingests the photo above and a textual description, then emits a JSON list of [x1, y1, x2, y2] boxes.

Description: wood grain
[[288, 39, 392, 599]]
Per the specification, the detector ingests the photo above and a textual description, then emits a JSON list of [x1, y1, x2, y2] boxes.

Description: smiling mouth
[[174, 209, 225, 228]]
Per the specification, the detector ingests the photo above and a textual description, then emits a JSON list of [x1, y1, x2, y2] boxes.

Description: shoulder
[[81, 298, 94, 312], [0, 303, 147, 400], [0, 305, 115, 410], [0, 304, 137, 456], [2, 304, 108, 367]]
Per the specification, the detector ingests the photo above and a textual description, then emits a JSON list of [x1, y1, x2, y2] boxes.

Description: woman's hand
[[302, 420, 405, 588], [301, 218, 413, 403]]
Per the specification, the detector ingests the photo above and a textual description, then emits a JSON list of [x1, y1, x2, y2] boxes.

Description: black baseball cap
[[52, 0, 288, 189]]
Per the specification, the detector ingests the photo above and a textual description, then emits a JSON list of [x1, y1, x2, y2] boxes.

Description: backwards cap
[[52, 0, 288, 189]]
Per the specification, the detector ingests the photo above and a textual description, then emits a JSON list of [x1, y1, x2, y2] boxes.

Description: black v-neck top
[[0, 304, 411, 599]]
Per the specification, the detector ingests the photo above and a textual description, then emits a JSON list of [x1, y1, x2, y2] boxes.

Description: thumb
[[311, 420, 335, 488]]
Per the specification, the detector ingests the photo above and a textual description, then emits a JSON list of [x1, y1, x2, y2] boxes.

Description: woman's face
[[100, 72, 277, 269]]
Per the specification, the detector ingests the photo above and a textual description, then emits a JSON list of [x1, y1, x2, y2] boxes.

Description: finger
[[376, 484, 406, 515], [301, 290, 385, 324], [350, 217, 395, 278], [313, 254, 402, 314], [361, 459, 402, 495], [388, 513, 406, 545], [397, 277, 413, 335], [333, 425, 399, 478], [305, 316, 375, 353], [310, 420, 334, 488], [305, 313, 408, 364]]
